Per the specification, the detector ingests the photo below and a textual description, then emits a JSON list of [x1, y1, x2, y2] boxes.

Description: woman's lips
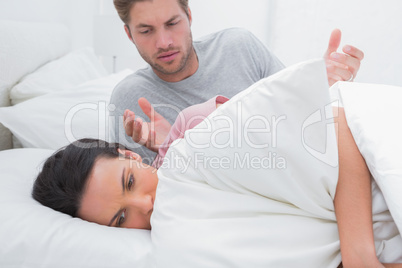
[[157, 51, 179, 62]]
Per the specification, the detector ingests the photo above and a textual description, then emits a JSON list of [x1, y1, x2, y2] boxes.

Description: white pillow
[[0, 20, 71, 151], [331, 81, 402, 237], [0, 148, 153, 268], [0, 69, 133, 149], [10, 47, 108, 105]]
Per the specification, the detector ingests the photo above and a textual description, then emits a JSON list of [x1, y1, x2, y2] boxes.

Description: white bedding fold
[[331, 82, 402, 262], [151, 60, 401, 267]]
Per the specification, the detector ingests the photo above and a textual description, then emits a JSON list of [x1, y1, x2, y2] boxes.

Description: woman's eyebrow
[[108, 167, 126, 226]]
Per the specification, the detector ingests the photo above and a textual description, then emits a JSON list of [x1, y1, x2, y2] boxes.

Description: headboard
[[0, 20, 71, 151]]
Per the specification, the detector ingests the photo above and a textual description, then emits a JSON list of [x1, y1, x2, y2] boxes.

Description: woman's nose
[[128, 194, 153, 215]]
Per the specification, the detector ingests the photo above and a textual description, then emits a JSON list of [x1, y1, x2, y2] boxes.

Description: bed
[[1, 20, 401, 267]]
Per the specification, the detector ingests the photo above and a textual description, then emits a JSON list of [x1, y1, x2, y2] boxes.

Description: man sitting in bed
[[109, 0, 364, 164]]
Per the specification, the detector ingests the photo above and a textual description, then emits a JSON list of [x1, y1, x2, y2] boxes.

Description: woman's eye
[[128, 174, 134, 190], [118, 210, 126, 227]]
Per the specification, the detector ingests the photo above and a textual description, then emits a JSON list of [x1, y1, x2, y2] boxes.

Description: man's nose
[[156, 29, 172, 49]]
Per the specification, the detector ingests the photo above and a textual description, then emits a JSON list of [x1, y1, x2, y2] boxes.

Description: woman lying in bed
[[32, 74, 400, 267], [33, 104, 400, 267]]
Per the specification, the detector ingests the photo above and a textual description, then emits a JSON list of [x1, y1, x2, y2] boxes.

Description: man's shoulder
[[195, 27, 256, 45], [111, 68, 155, 97], [219, 27, 256, 39], [194, 28, 260, 55]]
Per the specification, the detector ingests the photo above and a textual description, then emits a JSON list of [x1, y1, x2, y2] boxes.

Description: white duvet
[[151, 59, 402, 267]]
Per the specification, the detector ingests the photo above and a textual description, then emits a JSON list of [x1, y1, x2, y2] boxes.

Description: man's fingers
[[325, 29, 342, 58], [138, 97, 151, 113], [124, 110, 135, 137], [323, 29, 364, 85], [343, 45, 364, 61], [146, 129, 160, 152], [124, 109, 148, 144], [138, 97, 156, 119], [329, 52, 361, 77], [132, 118, 145, 144], [138, 97, 164, 121], [326, 63, 353, 82], [124, 105, 160, 149], [328, 77, 338, 87]]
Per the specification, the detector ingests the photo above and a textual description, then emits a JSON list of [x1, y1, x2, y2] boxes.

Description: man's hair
[[32, 139, 125, 218], [113, 0, 189, 25]]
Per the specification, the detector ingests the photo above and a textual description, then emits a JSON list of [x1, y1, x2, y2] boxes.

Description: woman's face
[[78, 150, 158, 230]]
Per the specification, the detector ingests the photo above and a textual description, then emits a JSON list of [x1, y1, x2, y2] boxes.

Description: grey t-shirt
[[109, 28, 284, 163]]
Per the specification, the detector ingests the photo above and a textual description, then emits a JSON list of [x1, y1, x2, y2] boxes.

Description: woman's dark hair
[[32, 138, 125, 217]]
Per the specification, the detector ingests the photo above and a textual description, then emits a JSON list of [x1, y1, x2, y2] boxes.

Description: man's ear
[[187, 7, 192, 26], [124, 24, 134, 43], [118, 148, 142, 161]]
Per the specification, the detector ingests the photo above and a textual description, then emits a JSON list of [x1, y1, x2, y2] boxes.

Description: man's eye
[[118, 210, 126, 227], [128, 174, 134, 190], [140, 30, 150, 34], [168, 21, 178, 26]]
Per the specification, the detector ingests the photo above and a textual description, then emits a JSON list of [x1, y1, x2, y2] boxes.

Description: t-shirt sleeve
[[152, 95, 229, 168], [207, 28, 285, 86], [240, 29, 285, 78]]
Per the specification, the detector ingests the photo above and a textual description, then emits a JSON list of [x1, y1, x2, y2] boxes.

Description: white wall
[[269, 0, 402, 86], [189, 0, 272, 46], [1, 0, 401, 86], [0, 0, 98, 49]]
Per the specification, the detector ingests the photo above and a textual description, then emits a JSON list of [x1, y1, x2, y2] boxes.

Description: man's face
[[125, 0, 197, 82]]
